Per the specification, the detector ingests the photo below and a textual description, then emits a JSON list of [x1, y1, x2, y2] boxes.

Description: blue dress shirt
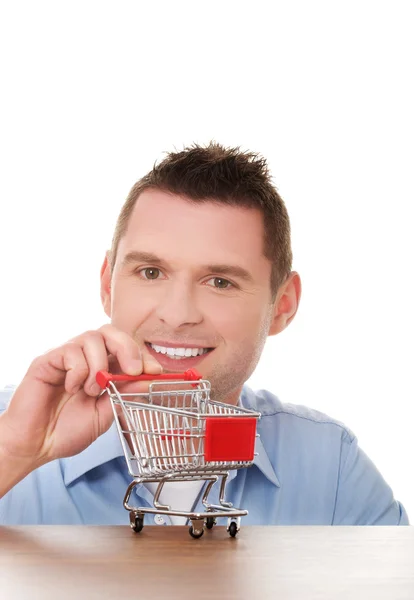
[[0, 385, 409, 526]]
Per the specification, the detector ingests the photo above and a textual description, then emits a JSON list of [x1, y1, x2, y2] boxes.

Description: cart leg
[[201, 476, 218, 509], [153, 480, 171, 511], [123, 480, 141, 511], [219, 473, 233, 508]]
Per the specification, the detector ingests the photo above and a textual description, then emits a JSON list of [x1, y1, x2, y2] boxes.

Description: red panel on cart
[[204, 417, 257, 462]]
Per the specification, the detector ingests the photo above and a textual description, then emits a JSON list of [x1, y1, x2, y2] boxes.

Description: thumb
[[140, 346, 163, 375]]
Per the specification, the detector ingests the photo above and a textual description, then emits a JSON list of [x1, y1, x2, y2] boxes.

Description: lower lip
[[146, 344, 213, 372]]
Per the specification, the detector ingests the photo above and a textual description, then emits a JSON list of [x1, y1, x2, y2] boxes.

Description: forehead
[[118, 189, 269, 273]]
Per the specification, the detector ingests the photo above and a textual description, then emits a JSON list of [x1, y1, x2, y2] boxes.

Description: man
[[0, 143, 409, 526]]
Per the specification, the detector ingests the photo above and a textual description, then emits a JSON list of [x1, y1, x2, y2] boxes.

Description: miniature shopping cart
[[96, 369, 261, 538]]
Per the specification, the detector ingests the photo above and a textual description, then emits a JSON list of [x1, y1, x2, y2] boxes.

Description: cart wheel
[[228, 522, 238, 538], [130, 513, 144, 533], [189, 525, 204, 539], [205, 517, 215, 530]]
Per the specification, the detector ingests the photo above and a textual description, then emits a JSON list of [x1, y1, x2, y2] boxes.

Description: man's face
[[103, 190, 279, 404]]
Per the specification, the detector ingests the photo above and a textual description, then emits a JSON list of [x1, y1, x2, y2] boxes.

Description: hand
[[0, 325, 162, 471]]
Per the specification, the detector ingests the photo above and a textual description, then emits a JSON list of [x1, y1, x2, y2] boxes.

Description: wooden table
[[1, 526, 413, 599]]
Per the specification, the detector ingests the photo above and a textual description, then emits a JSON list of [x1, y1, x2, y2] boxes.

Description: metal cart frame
[[96, 369, 261, 538]]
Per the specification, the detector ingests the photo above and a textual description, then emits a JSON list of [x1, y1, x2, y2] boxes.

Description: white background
[[0, 1, 413, 519]]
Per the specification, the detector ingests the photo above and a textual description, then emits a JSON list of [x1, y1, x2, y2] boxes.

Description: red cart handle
[[96, 369, 202, 389]]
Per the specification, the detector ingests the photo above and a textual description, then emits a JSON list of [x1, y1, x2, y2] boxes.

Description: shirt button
[[154, 514, 166, 525]]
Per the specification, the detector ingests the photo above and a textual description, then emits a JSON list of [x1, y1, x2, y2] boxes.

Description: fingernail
[[148, 361, 163, 372], [127, 359, 143, 375]]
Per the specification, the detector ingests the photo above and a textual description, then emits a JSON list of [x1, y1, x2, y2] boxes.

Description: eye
[[140, 267, 162, 280], [206, 277, 233, 290]]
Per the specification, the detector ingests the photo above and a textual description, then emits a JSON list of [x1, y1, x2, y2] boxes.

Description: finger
[[32, 344, 89, 395], [60, 344, 90, 395], [97, 325, 161, 375], [105, 355, 152, 395], [76, 332, 111, 396], [69, 327, 140, 396], [94, 392, 115, 436]]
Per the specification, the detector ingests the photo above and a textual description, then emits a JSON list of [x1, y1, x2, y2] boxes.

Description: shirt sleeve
[[332, 433, 409, 525], [0, 386, 15, 412], [0, 387, 15, 524]]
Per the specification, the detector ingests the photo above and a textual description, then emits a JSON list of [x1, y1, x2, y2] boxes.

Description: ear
[[100, 252, 112, 318], [268, 271, 302, 337]]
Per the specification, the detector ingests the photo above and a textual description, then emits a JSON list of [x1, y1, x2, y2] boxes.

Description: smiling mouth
[[145, 342, 214, 360]]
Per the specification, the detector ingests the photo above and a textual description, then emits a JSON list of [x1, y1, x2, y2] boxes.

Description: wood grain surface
[[1, 526, 413, 599]]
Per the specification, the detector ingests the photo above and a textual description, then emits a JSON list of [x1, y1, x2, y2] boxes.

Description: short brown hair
[[110, 142, 292, 300]]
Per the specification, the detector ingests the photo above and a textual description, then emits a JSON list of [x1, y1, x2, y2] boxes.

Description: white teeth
[[152, 344, 167, 354], [149, 343, 209, 358]]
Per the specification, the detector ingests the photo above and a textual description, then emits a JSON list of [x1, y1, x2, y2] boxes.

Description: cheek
[[111, 281, 154, 327], [207, 296, 271, 341]]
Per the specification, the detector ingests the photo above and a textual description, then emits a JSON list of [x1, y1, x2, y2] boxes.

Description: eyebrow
[[121, 251, 254, 283]]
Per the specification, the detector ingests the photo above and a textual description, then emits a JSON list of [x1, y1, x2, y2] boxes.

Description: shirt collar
[[239, 384, 281, 487], [219, 434, 280, 489], [252, 433, 280, 487]]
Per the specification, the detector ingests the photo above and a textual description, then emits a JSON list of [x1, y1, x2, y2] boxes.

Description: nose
[[155, 280, 203, 329]]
